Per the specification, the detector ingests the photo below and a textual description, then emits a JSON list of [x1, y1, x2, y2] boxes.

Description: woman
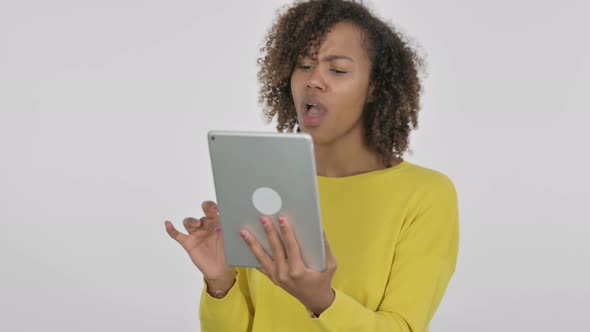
[[165, 1, 459, 331]]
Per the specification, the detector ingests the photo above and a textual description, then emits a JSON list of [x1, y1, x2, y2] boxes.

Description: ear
[[367, 83, 375, 103]]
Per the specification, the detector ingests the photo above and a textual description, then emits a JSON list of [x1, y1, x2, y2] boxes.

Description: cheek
[[334, 81, 369, 112], [290, 71, 305, 91], [290, 75, 302, 104]]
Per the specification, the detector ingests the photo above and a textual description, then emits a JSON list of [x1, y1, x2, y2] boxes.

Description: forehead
[[305, 21, 369, 61]]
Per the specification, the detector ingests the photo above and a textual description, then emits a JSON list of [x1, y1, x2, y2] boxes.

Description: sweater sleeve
[[310, 176, 459, 332], [199, 267, 254, 332]]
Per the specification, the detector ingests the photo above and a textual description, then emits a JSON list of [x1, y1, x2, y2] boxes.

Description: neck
[[314, 129, 399, 177]]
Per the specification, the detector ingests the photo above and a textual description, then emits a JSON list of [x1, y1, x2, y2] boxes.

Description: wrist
[[205, 270, 237, 298], [305, 288, 335, 317]]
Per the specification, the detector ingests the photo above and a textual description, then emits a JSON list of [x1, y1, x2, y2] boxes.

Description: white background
[[1, 0, 589, 331]]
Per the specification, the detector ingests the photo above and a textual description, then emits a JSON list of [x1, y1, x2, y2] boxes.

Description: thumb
[[323, 231, 337, 268], [215, 226, 229, 263], [165, 221, 187, 244], [215, 226, 225, 249]]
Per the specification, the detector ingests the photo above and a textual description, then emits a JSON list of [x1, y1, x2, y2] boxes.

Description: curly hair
[[257, 0, 424, 166]]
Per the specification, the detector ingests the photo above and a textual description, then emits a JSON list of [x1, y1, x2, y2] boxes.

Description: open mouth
[[302, 101, 326, 126], [305, 102, 324, 115]]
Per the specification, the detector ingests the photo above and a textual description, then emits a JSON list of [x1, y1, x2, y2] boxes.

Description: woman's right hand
[[165, 201, 235, 283]]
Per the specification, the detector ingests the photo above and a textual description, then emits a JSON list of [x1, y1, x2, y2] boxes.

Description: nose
[[305, 67, 326, 91]]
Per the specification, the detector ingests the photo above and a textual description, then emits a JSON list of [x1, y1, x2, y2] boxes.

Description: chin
[[301, 128, 331, 146]]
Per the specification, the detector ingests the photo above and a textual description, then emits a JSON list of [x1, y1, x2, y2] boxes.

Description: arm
[[310, 176, 459, 332], [199, 267, 254, 332]]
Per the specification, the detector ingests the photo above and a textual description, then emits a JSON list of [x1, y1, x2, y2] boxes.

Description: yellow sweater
[[200, 160, 459, 331]]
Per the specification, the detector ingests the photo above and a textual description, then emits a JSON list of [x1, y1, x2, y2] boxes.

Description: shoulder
[[398, 163, 459, 235], [400, 161, 456, 194]]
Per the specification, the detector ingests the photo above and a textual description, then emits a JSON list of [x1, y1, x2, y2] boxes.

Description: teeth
[[305, 101, 323, 114]]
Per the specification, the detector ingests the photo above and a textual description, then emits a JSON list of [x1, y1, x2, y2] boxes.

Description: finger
[[214, 225, 226, 259], [165, 221, 187, 244], [260, 216, 287, 265], [182, 217, 202, 233], [323, 231, 337, 270], [277, 215, 305, 268], [256, 267, 269, 278], [202, 201, 218, 219], [200, 216, 219, 231], [240, 229, 274, 272]]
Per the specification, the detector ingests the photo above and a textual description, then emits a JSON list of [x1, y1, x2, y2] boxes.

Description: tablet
[[207, 130, 326, 272]]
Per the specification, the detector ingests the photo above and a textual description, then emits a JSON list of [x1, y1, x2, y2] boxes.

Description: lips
[[301, 97, 326, 127]]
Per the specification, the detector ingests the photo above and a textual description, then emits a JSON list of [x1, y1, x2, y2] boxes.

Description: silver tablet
[[207, 130, 326, 272]]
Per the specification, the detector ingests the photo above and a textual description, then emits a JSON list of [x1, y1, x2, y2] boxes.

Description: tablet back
[[207, 130, 326, 272]]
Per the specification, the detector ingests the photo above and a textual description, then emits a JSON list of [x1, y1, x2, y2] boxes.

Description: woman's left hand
[[240, 214, 338, 315]]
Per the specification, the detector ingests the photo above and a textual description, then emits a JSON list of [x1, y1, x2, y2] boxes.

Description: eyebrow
[[300, 54, 354, 62], [322, 55, 354, 62]]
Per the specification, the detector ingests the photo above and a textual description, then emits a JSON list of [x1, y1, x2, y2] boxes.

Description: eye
[[298, 65, 312, 71], [330, 69, 347, 74]]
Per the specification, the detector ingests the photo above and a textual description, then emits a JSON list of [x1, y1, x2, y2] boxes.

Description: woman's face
[[290, 21, 373, 145]]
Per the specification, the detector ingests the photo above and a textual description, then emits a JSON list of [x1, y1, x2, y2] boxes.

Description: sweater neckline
[[317, 160, 410, 183]]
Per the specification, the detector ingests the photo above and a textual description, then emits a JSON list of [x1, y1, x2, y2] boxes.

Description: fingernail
[[278, 217, 285, 225], [240, 230, 247, 239], [259, 216, 267, 225], [216, 227, 221, 234]]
